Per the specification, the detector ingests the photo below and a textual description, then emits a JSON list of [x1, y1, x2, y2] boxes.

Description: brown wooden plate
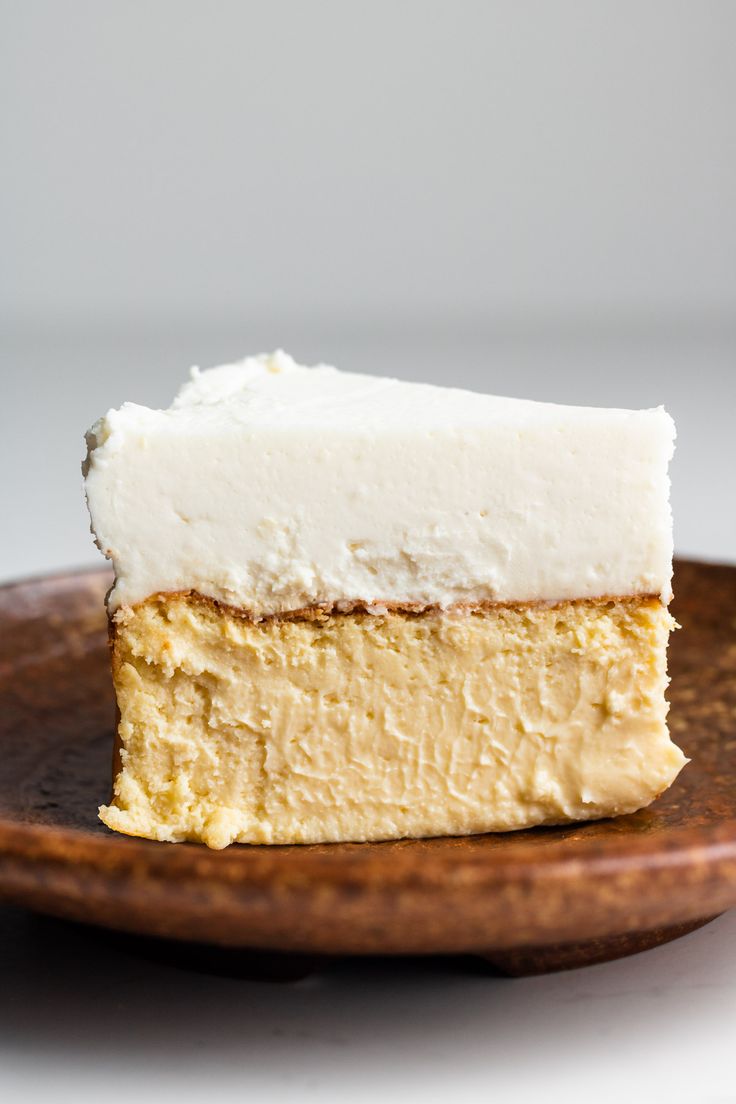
[[1, 560, 735, 975]]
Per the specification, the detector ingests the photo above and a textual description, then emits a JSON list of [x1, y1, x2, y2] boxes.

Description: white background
[[1, 3, 735, 1102]]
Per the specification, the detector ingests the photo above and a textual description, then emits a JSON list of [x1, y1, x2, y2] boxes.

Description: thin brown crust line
[[111, 589, 664, 626]]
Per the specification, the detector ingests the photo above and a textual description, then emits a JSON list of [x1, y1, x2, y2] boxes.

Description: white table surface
[[1, 328, 734, 1104]]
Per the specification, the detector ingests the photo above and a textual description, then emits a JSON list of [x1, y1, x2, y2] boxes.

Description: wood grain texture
[[0, 560, 734, 965]]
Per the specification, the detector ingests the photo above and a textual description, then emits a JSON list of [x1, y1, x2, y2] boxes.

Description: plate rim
[[1, 559, 736, 954]]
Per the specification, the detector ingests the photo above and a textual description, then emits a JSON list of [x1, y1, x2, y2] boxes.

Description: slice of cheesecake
[[84, 351, 686, 848]]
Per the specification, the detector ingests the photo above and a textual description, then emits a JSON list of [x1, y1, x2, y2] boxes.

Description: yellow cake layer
[[99, 594, 686, 849]]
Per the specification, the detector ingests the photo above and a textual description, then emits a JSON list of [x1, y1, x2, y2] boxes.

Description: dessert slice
[[84, 351, 686, 848]]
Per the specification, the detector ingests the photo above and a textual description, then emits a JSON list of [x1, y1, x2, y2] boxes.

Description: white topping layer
[[84, 351, 675, 614]]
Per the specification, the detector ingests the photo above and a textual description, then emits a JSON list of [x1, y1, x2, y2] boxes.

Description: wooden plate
[[1, 560, 735, 976]]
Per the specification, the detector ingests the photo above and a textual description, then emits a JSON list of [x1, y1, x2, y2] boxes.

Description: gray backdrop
[[2, 0, 734, 579]]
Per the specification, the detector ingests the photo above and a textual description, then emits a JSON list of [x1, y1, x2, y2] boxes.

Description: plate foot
[[479, 915, 720, 976]]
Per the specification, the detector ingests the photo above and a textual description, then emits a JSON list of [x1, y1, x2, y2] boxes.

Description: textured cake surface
[[100, 594, 685, 849]]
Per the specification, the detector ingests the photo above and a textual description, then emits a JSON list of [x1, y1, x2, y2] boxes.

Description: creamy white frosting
[[84, 350, 675, 614]]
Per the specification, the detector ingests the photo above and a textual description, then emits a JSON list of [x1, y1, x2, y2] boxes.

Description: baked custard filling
[[100, 592, 685, 849]]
